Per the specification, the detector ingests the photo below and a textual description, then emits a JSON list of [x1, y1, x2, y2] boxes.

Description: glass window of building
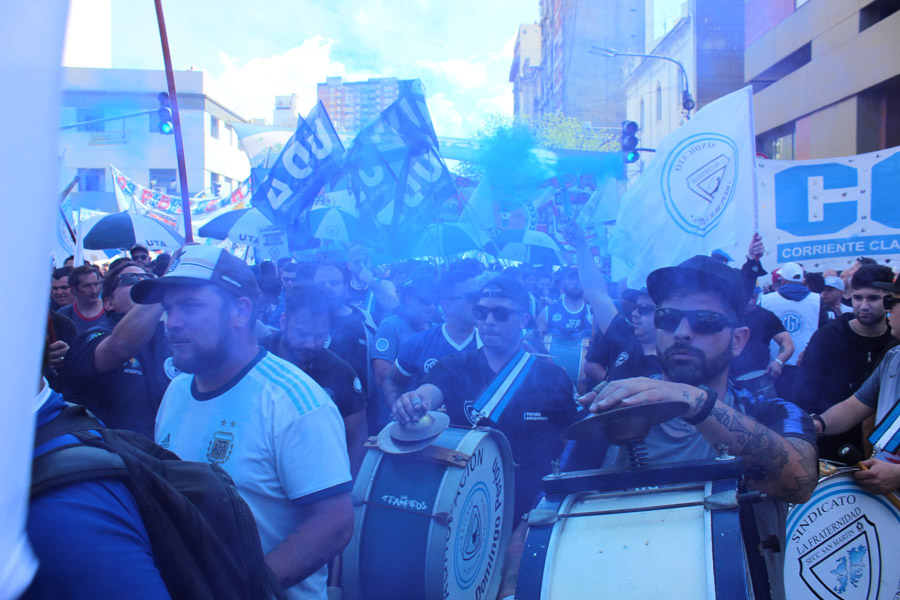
[[77, 168, 106, 191]]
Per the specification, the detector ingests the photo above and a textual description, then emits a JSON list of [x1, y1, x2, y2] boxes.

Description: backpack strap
[[33, 403, 104, 448], [31, 444, 127, 497]]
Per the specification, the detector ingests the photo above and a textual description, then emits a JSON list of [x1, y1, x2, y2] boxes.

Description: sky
[[68, 0, 684, 138]]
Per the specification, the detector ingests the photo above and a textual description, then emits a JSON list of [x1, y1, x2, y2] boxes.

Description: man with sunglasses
[[392, 276, 579, 521], [579, 256, 818, 597], [813, 274, 900, 495], [61, 261, 175, 438], [793, 264, 895, 461], [383, 270, 482, 409]]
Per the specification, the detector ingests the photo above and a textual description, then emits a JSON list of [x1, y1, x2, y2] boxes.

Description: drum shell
[[543, 335, 591, 393], [343, 426, 515, 600], [784, 471, 900, 599]]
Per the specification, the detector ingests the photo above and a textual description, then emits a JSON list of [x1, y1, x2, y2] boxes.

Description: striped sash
[[869, 397, 900, 455], [471, 349, 537, 425]]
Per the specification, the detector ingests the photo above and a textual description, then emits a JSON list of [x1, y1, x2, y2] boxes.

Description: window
[[210, 115, 220, 139], [656, 83, 662, 121], [149, 169, 177, 194], [77, 168, 106, 192], [759, 122, 795, 160], [76, 109, 105, 132], [210, 172, 221, 196]]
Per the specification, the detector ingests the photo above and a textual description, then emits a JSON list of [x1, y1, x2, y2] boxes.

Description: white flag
[[609, 86, 757, 288]]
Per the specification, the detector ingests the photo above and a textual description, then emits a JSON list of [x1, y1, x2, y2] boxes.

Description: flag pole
[[58, 175, 79, 244], [154, 0, 193, 242]]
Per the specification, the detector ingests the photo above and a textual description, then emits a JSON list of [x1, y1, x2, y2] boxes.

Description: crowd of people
[[28, 225, 900, 599]]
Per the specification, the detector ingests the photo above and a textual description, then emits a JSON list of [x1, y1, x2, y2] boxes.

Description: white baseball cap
[[780, 262, 804, 282], [823, 275, 845, 292]]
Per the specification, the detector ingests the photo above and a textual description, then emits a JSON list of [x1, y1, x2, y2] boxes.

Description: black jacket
[[793, 312, 893, 415]]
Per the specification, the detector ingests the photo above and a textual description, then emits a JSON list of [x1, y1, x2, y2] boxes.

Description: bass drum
[[343, 426, 515, 600], [517, 480, 751, 599], [784, 471, 900, 599]]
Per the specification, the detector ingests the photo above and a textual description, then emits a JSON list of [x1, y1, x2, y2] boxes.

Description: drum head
[[785, 472, 900, 598]]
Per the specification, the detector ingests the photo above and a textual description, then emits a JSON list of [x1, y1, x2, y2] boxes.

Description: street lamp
[[591, 45, 695, 118]]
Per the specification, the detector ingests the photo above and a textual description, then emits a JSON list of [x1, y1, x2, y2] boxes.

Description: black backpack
[[31, 403, 286, 600]]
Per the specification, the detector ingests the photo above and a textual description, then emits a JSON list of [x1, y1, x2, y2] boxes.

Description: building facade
[[621, 0, 745, 160], [535, 0, 644, 128], [510, 24, 542, 121], [746, 0, 900, 159], [317, 77, 424, 135], [59, 67, 250, 211]]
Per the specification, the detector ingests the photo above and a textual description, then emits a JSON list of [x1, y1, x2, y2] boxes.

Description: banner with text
[[757, 146, 900, 271]]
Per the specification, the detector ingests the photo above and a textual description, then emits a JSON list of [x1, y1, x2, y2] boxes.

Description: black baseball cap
[[478, 276, 530, 310], [647, 255, 746, 316], [874, 272, 900, 294], [131, 246, 260, 304]]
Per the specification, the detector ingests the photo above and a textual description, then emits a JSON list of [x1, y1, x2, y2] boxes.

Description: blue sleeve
[[25, 480, 171, 600], [396, 331, 425, 376], [739, 392, 817, 448], [372, 320, 401, 362]]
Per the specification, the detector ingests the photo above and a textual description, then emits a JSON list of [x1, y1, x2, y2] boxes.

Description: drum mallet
[[838, 444, 900, 511]]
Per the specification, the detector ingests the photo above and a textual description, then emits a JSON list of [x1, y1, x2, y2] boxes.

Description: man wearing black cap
[[129, 245, 151, 271], [132, 246, 353, 599], [814, 272, 900, 495], [392, 276, 579, 520], [578, 255, 818, 598]]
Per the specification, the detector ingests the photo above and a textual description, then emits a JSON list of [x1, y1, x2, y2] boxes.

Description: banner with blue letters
[[756, 145, 900, 271], [252, 101, 345, 232]]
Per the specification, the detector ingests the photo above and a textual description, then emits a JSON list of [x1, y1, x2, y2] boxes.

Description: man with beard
[[134, 247, 353, 599], [345, 243, 398, 324], [392, 276, 579, 521], [314, 262, 378, 431], [794, 264, 895, 461], [61, 261, 173, 438], [262, 282, 367, 477], [577, 255, 817, 599], [58, 265, 110, 334], [536, 267, 592, 338]]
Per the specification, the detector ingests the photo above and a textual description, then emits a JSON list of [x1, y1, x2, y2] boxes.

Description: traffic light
[[157, 92, 173, 134], [621, 120, 639, 163]]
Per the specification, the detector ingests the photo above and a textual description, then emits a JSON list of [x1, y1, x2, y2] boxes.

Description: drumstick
[[838, 444, 900, 512]]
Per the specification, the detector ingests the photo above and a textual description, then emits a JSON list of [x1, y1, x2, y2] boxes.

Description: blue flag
[[252, 101, 344, 232]]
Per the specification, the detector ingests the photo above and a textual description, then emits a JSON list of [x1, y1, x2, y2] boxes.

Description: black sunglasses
[[118, 272, 157, 287], [634, 303, 656, 316], [884, 295, 899, 311], [473, 305, 519, 322], [654, 308, 737, 334]]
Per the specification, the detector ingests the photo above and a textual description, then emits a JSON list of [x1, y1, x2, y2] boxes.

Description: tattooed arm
[[699, 401, 817, 503], [581, 377, 818, 503]]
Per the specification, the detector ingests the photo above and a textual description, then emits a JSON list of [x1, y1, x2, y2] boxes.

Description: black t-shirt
[[424, 348, 580, 518], [57, 303, 112, 336], [326, 307, 374, 397], [586, 314, 661, 381], [731, 306, 786, 377], [62, 317, 176, 439], [262, 333, 367, 419]]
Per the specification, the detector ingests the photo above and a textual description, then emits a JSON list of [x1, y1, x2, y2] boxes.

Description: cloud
[[415, 58, 488, 90], [211, 36, 369, 123], [426, 92, 465, 137]]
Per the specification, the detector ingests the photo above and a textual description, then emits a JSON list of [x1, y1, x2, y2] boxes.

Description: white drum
[[517, 479, 751, 599], [785, 472, 900, 599]]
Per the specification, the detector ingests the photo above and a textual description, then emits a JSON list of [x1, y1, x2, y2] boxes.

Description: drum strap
[[869, 396, 900, 454], [472, 349, 536, 426]]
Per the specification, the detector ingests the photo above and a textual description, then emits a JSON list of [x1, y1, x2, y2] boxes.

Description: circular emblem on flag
[[662, 133, 740, 235], [424, 358, 438, 373], [163, 356, 181, 380], [353, 377, 362, 393], [375, 338, 390, 352]]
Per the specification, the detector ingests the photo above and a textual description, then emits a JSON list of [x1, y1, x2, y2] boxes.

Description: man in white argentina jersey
[[131, 246, 352, 600]]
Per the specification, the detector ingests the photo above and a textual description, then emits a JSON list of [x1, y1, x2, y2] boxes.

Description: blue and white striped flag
[[609, 86, 757, 288]]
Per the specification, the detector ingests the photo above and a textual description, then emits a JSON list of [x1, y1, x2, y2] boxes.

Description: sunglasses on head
[[654, 308, 737, 334], [473, 305, 519, 322], [884, 295, 900, 311], [634, 303, 656, 316], [118, 272, 157, 287]]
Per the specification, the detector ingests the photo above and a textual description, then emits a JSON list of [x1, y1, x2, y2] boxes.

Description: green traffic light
[[159, 121, 173, 134], [625, 151, 639, 163]]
